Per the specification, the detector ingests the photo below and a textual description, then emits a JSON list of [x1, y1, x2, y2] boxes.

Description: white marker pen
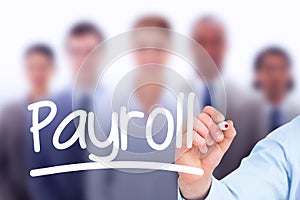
[[218, 121, 229, 131]]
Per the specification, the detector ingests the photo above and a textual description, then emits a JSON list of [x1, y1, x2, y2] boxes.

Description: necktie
[[79, 95, 92, 112], [78, 95, 92, 162], [269, 108, 281, 132], [203, 85, 212, 107]]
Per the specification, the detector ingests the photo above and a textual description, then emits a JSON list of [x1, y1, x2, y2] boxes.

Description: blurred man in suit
[[87, 15, 179, 200], [253, 47, 300, 133], [0, 44, 55, 200], [191, 15, 264, 179], [28, 22, 104, 200]]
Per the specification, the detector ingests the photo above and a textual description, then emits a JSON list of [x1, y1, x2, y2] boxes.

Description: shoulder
[[49, 90, 72, 112], [284, 95, 300, 118], [51, 90, 72, 104], [0, 100, 25, 122], [1, 100, 24, 112], [224, 82, 263, 117], [265, 116, 300, 152], [225, 82, 260, 105]]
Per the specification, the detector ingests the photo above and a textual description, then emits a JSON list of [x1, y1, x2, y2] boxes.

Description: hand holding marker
[[199, 121, 229, 158]]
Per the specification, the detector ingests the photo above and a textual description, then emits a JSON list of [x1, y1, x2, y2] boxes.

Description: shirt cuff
[[178, 177, 220, 200], [204, 177, 222, 200], [178, 188, 184, 200]]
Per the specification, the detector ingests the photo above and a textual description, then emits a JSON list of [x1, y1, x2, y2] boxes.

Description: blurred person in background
[[0, 44, 55, 200], [191, 15, 264, 179], [253, 47, 300, 133], [87, 15, 179, 200], [130, 15, 173, 114], [28, 22, 104, 200], [24, 45, 55, 101]]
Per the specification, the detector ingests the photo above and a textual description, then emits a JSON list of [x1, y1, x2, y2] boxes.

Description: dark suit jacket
[[27, 90, 86, 200], [0, 101, 31, 200], [213, 83, 266, 179]]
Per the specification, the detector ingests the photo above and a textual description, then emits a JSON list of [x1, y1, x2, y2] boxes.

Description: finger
[[198, 113, 224, 143], [179, 118, 207, 149], [223, 120, 236, 139], [218, 120, 237, 152], [192, 131, 208, 154], [176, 129, 207, 158], [193, 117, 209, 138], [202, 106, 225, 123], [197, 113, 215, 145]]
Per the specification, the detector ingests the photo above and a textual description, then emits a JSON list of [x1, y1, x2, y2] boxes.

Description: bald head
[[192, 16, 227, 70]]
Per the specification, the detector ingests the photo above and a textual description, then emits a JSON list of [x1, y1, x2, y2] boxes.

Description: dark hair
[[24, 44, 54, 61], [254, 46, 292, 71], [67, 21, 103, 40], [254, 46, 294, 90], [133, 15, 171, 29]]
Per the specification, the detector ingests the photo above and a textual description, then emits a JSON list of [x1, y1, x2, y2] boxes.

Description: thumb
[[218, 120, 237, 153]]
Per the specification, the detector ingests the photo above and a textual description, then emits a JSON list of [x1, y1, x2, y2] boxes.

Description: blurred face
[[133, 30, 171, 67], [66, 33, 101, 74], [25, 52, 54, 91], [192, 21, 226, 70], [256, 54, 291, 99]]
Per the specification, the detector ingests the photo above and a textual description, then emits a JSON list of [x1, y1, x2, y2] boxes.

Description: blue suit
[[27, 88, 179, 200], [27, 90, 86, 200]]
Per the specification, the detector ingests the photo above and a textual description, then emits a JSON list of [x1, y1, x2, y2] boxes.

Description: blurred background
[[1, 0, 300, 103], [1, 0, 300, 200]]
